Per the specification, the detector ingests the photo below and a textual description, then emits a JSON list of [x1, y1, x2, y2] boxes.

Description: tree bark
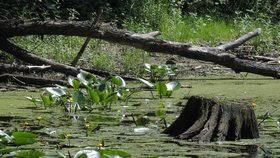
[[0, 38, 79, 76], [0, 73, 67, 86], [0, 39, 135, 81], [0, 20, 279, 78], [71, 8, 103, 66], [163, 96, 259, 143], [0, 64, 51, 74]]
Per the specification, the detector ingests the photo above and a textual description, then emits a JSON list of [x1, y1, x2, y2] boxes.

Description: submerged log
[[163, 96, 259, 143]]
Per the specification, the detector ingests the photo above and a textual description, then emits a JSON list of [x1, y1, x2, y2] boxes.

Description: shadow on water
[[179, 76, 276, 81], [162, 139, 274, 157], [0, 115, 27, 121]]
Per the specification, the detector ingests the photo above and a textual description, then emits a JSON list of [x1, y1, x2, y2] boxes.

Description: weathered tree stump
[[163, 96, 259, 143]]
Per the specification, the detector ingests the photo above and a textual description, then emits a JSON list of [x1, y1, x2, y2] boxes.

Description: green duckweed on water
[[0, 74, 280, 157]]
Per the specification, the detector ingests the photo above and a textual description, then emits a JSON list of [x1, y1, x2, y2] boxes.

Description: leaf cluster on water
[[26, 71, 138, 112], [139, 63, 181, 99]]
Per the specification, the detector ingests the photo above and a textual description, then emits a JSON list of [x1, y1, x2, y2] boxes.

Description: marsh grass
[[10, 35, 82, 64], [160, 14, 237, 46]]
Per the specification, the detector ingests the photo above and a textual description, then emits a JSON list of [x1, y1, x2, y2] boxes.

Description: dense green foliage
[[2, 0, 280, 23], [183, 0, 280, 22]]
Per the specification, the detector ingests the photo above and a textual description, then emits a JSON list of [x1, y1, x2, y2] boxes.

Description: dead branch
[[71, 8, 103, 66], [0, 38, 134, 80], [0, 64, 51, 74], [216, 28, 261, 51], [0, 38, 79, 76], [254, 55, 279, 62], [0, 73, 67, 86], [0, 20, 280, 78]]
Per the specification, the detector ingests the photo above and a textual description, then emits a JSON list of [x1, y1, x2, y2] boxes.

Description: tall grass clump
[[124, 0, 238, 46], [123, 0, 171, 32], [160, 12, 238, 46], [122, 49, 148, 76], [234, 15, 280, 54], [124, 0, 280, 54], [10, 36, 84, 64]]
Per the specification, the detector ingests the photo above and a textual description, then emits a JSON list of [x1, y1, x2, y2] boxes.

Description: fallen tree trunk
[[163, 96, 259, 143], [0, 39, 135, 81], [0, 64, 51, 74], [0, 73, 67, 86], [0, 38, 79, 76], [0, 20, 279, 78]]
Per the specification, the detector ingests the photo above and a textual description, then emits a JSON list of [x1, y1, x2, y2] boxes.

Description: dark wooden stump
[[163, 96, 259, 143]]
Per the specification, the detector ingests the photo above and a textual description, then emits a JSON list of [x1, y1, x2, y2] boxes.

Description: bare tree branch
[[0, 73, 67, 86], [71, 8, 103, 66], [0, 38, 79, 76], [216, 28, 262, 51], [0, 38, 136, 80], [0, 64, 51, 73], [0, 20, 279, 78]]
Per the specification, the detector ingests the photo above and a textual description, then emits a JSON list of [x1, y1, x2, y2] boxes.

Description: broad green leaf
[[0, 148, 16, 155], [156, 65, 168, 75], [155, 109, 166, 119], [88, 87, 100, 103], [155, 81, 167, 98], [111, 76, 126, 87], [75, 154, 88, 158], [98, 83, 107, 92], [165, 91, 172, 97], [46, 87, 66, 97], [68, 76, 80, 89], [150, 64, 158, 70], [166, 81, 181, 91], [72, 80, 80, 90], [77, 72, 96, 86], [105, 93, 118, 104], [73, 91, 86, 109], [15, 150, 45, 158], [138, 78, 154, 88], [55, 84, 67, 89], [40, 95, 53, 106], [12, 132, 37, 146], [100, 149, 131, 158]]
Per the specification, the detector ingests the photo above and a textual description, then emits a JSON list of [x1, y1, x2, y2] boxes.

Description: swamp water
[[0, 75, 280, 157]]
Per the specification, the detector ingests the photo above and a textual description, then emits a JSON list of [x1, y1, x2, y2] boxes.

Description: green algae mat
[[0, 75, 280, 157]]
